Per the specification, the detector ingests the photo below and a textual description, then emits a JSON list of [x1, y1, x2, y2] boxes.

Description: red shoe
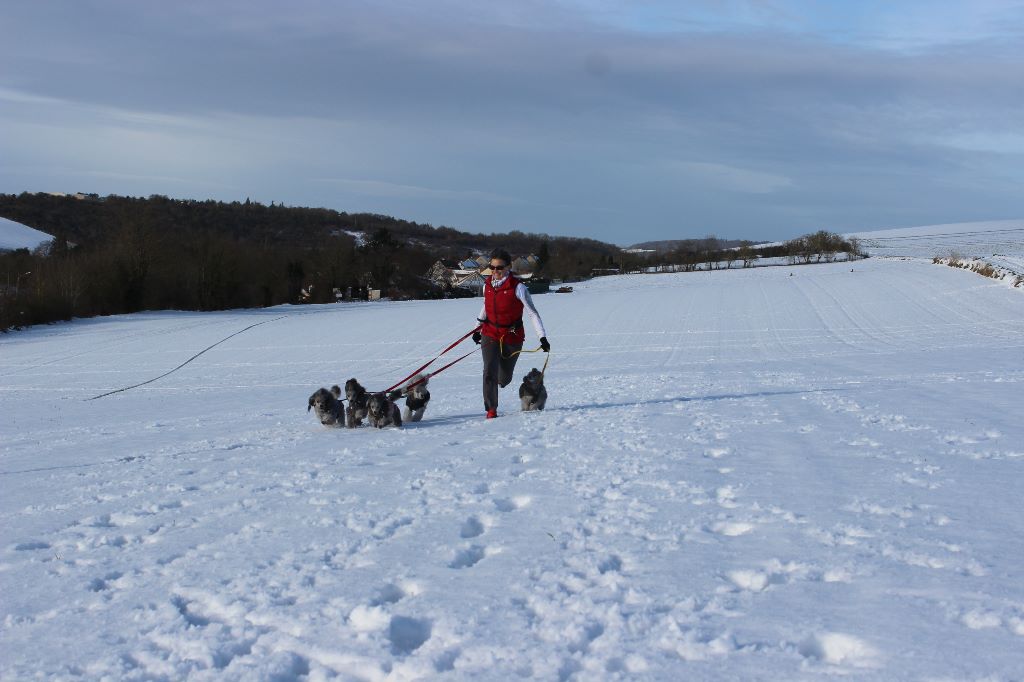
[[486, 409, 498, 419]]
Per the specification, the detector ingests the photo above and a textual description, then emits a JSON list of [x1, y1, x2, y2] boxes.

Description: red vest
[[482, 274, 525, 344]]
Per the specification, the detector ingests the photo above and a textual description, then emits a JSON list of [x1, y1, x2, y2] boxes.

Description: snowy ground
[[0, 216, 52, 252], [849, 220, 1024, 275], [3, 258, 1024, 680]]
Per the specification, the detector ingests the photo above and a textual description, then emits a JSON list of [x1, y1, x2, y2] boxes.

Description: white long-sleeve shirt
[[477, 276, 547, 339]]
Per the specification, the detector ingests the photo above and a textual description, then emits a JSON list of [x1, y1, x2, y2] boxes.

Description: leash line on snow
[[381, 326, 480, 395], [385, 332, 550, 398], [85, 315, 288, 401], [388, 348, 477, 397]]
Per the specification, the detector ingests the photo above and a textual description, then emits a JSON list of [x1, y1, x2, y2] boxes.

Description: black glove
[[472, 331, 482, 344], [540, 337, 550, 352]]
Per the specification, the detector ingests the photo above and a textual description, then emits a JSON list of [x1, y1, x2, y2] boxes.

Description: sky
[[2, 0, 1023, 245]]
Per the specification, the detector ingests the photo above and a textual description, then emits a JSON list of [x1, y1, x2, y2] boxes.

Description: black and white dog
[[398, 374, 431, 423], [308, 385, 345, 426], [519, 368, 547, 411], [344, 378, 370, 428], [367, 392, 403, 428]]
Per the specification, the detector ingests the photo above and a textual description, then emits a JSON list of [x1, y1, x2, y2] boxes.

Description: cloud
[[933, 132, 1024, 155], [311, 178, 521, 203], [1, 1, 1022, 241], [671, 162, 794, 194]]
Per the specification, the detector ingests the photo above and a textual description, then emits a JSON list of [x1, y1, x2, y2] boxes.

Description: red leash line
[[382, 326, 480, 394], [428, 349, 477, 380], [394, 348, 476, 395]]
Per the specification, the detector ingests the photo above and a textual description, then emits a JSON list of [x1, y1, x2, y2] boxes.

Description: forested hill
[[1, 192, 863, 332], [0, 192, 623, 329], [0, 192, 617, 262]]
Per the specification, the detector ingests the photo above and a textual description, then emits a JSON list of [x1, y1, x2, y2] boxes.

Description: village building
[[426, 254, 546, 296]]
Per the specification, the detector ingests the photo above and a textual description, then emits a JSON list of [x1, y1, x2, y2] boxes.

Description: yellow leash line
[[499, 336, 551, 376]]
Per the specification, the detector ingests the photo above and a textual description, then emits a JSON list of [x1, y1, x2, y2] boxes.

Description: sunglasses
[[489, 263, 507, 271]]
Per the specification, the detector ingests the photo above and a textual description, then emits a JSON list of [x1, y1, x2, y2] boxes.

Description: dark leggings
[[481, 336, 521, 411]]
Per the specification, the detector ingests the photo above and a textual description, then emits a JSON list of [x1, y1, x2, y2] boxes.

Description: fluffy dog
[[344, 378, 370, 428], [367, 392, 403, 428], [308, 385, 344, 426], [399, 374, 431, 423], [519, 368, 547, 411]]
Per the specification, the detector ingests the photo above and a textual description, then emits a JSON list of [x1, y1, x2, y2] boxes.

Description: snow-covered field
[[849, 220, 1024, 274], [3, 258, 1024, 680], [0, 216, 52, 252]]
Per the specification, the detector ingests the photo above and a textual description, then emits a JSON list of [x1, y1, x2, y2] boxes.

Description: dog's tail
[[330, 385, 341, 398]]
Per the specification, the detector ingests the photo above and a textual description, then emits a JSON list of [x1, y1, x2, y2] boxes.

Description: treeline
[[761, 231, 862, 265], [621, 231, 862, 273], [0, 192, 619, 330], [0, 192, 863, 331], [619, 235, 751, 273], [0, 223, 441, 330]]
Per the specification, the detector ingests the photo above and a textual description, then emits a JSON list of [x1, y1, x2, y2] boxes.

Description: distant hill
[[0, 217, 52, 252], [0, 192, 619, 263], [0, 192, 626, 329]]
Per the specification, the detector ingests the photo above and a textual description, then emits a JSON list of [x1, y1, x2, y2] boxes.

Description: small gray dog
[[397, 374, 431, 423], [308, 385, 345, 426], [367, 392, 403, 428], [519, 368, 547, 411], [344, 378, 369, 428]]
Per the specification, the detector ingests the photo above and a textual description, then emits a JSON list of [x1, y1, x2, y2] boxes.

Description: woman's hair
[[489, 248, 512, 265]]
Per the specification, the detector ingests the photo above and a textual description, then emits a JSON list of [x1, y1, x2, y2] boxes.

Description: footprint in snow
[[727, 568, 785, 592], [493, 495, 531, 512], [371, 580, 421, 606], [708, 520, 756, 537], [598, 554, 623, 574], [727, 560, 849, 593], [715, 486, 739, 508], [389, 615, 432, 655], [449, 544, 492, 569], [460, 515, 488, 539], [88, 571, 124, 592], [797, 632, 881, 668]]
